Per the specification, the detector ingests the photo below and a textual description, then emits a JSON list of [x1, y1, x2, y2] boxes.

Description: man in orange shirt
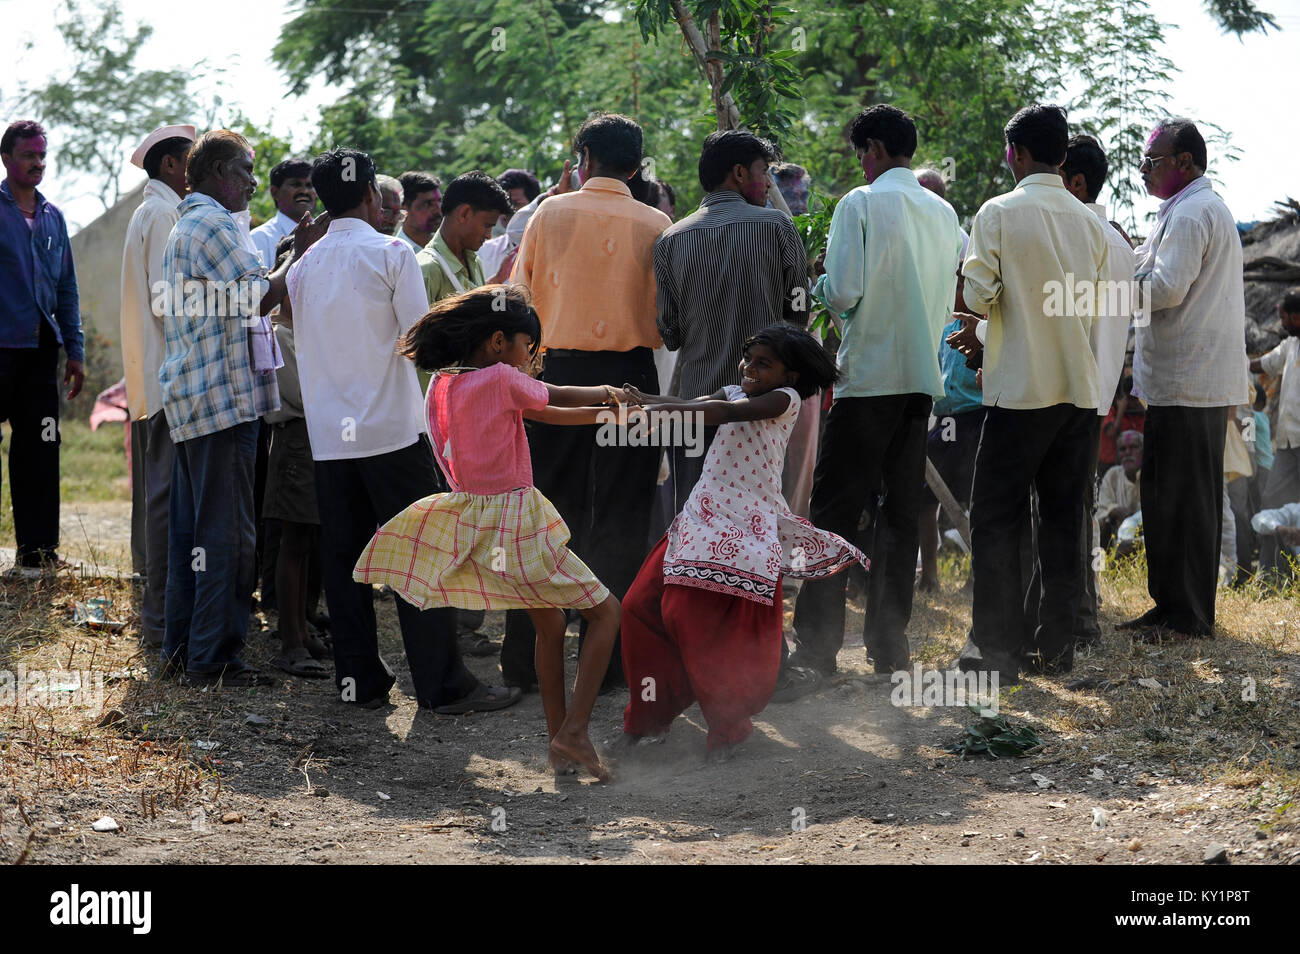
[[506, 113, 671, 691]]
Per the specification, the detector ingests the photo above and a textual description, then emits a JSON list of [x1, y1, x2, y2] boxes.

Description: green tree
[[18, 0, 208, 209]]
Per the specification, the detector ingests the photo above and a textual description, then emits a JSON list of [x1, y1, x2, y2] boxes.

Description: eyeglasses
[[1138, 154, 1175, 172]]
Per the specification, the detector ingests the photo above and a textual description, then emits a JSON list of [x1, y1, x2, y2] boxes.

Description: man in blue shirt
[[0, 120, 84, 573]]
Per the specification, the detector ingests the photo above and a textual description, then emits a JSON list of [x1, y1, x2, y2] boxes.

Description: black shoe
[[346, 672, 397, 709], [769, 665, 823, 704], [433, 684, 522, 714], [953, 638, 1020, 685], [1022, 645, 1073, 675], [181, 664, 275, 688], [460, 633, 499, 657], [787, 649, 837, 678], [1117, 607, 1165, 631]]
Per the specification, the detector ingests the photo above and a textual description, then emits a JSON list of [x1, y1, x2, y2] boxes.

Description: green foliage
[[18, 0, 206, 210], [225, 113, 300, 228], [274, 0, 712, 208], [946, 704, 1043, 760], [1204, 0, 1279, 36]]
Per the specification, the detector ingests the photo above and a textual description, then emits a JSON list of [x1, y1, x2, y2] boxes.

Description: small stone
[[1204, 843, 1228, 864], [97, 709, 125, 728], [220, 812, 243, 824], [90, 816, 119, 832], [313, 788, 329, 798], [1014, 828, 1026, 838], [1255, 830, 1267, 840], [1127, 838, 1143, 852]]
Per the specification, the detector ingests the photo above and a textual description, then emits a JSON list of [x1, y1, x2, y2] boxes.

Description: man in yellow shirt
[[955, 104, 1108, 684], [416, 171, 512, 304], [505, 113, 671, 691]]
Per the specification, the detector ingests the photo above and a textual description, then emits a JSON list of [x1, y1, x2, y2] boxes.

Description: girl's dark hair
[[399, 284, 542, 370], [744, 324, 839, 399]]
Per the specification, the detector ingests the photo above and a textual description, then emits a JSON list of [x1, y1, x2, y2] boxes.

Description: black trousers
[[970, 404, 1095, 668], [0, 322, 61, 564], [1022, 416, 1103, 650], [501, 349, 660, 688], [1142, 404, 1228, 634], [314, 436, 477, 708], [792, 393, 931, 672]]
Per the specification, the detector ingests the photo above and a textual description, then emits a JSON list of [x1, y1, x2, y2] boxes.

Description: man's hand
[[554, 159, 576, 195], [1277, 526, 1300, 550], [945, 311, 982, 356], [64, 358, 85, 400], [291, 211, 330, 260]]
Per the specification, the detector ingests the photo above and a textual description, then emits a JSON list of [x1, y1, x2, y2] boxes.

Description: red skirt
[[622, 536, 784, 749]]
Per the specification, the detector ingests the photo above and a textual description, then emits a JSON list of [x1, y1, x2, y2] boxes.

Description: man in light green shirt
[[955, 104, 1108, 686], [415, 171, 512, 304], [789, 105, 964, 680]]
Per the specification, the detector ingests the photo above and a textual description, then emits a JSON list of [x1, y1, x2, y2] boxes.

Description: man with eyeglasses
[[1120, 118, 1250, 640]]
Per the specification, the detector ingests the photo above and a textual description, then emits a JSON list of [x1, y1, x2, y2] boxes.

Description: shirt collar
[[1156, 175, 1211, 220], [1086, 201, 1108, 220], [873, 167, 916, 187], [326, 216, 376, 235], [181, 191, 234, 216], [578, 176, 632, 198], [1016, 172, 1068, 191], [145, 178, 182, 206], [275, 209, 300, 232], [1, 179, 47, 211], [700, 189, 748, 207], [432, 229, 477, 271]]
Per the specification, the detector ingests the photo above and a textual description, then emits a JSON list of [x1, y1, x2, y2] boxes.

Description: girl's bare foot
[[550, 732, 610, 783]]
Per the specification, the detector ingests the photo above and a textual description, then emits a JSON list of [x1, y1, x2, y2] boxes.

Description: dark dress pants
[[969, 404, 1095, 672], [501, 349, 660, 689], [0, 322, 61, 564], [314, 435, 477, 708], [791, 393, 931, 673], [1142, 405, 1228, 635]]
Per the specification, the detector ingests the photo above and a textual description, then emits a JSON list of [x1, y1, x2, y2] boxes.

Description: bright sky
[[3, 0, 1298, 232]]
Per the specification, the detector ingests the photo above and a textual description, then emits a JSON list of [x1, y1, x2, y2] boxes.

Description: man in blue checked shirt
[[0, 120, 84, 575], [157, 128, 325, 686]]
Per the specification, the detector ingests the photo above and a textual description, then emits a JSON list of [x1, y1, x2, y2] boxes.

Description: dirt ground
[[3, 543, 1298, 865]]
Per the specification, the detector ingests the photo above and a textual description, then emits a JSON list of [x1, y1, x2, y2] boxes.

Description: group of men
[[0, 94, 1289, 708]]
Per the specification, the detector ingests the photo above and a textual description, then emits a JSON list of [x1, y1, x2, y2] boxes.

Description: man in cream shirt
[[119, 122, 193, 647], [955, 104, 1108, 683], [1123, 119, 1250, 638]]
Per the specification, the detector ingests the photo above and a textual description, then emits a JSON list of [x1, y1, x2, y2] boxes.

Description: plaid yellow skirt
[[353, 486, 609, 612]]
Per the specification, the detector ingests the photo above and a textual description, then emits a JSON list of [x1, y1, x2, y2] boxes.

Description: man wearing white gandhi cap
[[120, 122, 194, 648]]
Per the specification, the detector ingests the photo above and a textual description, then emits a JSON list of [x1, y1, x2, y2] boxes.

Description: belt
[[545, 346, 652, 359]]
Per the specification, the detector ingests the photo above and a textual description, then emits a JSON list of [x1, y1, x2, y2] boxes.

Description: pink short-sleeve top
[[427, 362, 549, 494]]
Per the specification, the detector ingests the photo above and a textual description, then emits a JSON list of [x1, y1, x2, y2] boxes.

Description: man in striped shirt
[[654, 129, 808, 510]]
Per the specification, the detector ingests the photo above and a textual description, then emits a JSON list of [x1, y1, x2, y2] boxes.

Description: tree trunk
[[669, 0, 740, 130]]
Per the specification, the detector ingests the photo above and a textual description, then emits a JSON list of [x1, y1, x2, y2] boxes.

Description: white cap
[[130, 123, 196, 169]]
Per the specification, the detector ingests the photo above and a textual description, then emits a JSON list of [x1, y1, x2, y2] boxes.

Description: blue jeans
[[162, 421, 259, 674]]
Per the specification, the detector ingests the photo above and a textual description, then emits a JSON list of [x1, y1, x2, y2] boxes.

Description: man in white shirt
[[789, 105, 963, 678], [955, 105, 1108, 683], [1249, 289, 1300, 575], [250, 157, 317, 268], [288, 147, 519, 715], [119, 122, 193, 646], [478, 169, 539, 282], [1122, 119, 1250, 637], [395, 170, 442, 254]]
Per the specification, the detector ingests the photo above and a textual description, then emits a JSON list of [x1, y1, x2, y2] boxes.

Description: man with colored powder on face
[[0, 120, 84, 576], [250, 157, 317, 268], [1120, 118, 1250, 638], [653, 130, 807, 512], [787, 105, 964, 686], [395, 171, 442, 254], [375, 175, 404, 235], [157, 129, 325, 685], [416, 171, 513, 304]]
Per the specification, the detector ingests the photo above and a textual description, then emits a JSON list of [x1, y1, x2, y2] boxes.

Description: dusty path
[[4, 568, 1297, 865]]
